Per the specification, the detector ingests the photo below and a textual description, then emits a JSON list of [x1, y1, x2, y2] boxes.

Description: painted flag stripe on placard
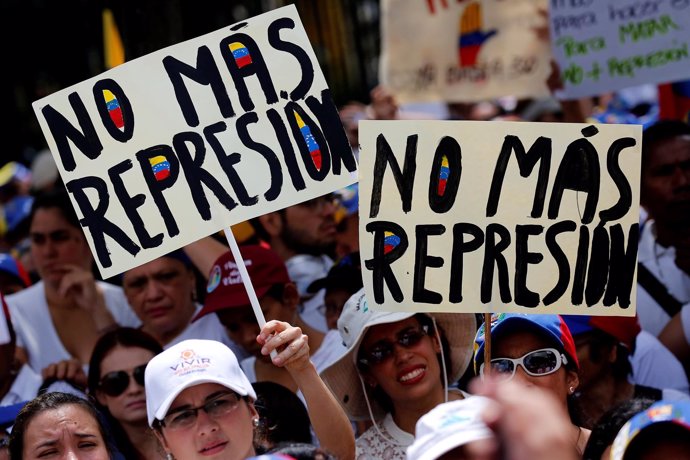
[[294, 111, 322, 169], [149, 155, 171, 181], [384, 231, 400, 254], [103, 89, 124, 129], [229, 42, 252, 68]]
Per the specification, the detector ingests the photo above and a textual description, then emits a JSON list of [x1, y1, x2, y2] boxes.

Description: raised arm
[[258, 320, 355, 460]]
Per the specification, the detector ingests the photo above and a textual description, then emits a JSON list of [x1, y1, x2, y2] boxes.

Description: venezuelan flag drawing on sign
[[294, 110, 322, 170], [102, 89, 125, 130], [229, 42, 252, 68]]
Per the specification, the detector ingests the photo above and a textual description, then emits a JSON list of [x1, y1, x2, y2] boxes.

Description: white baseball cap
[[145, 339, 257, 426], [407, 396, 494, 460]]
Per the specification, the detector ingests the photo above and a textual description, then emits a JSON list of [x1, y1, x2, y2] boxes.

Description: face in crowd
[[94, 344, 154, 426], [357, 316, 444, 407], [29, 206, 92, 288], [122, 257, 196, 342], [487, 330, 579, 405], [641, 131, 690, 230], [9, 393, 112, 460], [260, 194, 338, 256], [154, 383, 258, 460]]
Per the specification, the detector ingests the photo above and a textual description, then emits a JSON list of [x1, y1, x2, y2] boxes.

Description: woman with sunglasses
[[87, 327, 163, 459], [320, 288, 477, 459], [145, 320, 354, 460], [473, 313, 590, 456]]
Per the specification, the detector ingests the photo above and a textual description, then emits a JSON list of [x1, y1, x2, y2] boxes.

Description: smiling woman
[[8, 392, 115, 460], [320, 288, 477, 460]]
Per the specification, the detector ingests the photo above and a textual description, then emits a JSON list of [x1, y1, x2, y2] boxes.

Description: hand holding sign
[[458, 2, 497, 68]]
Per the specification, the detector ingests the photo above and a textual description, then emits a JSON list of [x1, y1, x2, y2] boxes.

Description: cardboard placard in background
[[380, 0, 551, 103], [550, 0, 690, 98]]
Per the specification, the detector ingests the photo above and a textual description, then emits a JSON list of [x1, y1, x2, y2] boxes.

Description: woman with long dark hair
[[87, 327, 163, 459]]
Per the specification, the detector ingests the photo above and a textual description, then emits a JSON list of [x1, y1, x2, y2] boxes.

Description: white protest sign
[[550, 0, 690, 98], [359, 120, 641, 315], [32, 5, 357, 279], [380, 0, 551, 104]]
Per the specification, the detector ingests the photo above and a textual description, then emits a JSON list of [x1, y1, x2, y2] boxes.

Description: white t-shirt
[[285, 254, 333, 333], [637, 221, 690, 336], [164, 304, 247, 360], [631, 330, 689, 395], [6, 281, 141, 373]]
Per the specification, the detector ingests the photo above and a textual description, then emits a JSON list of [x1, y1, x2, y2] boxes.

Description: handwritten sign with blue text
[[380, 0, 551, 103], [359, 120, 641, 315], [550, 0, 690, 98], [32, 5, 357, 278]]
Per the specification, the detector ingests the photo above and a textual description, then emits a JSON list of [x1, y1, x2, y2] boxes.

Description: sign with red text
[[550, 0, 690, 98], [359, 120, 641, 315], [380, 0, 551, 104], [32, 5, 357, 278]]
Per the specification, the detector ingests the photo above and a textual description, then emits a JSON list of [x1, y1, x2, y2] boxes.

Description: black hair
[[582, 397, 655, 460], [357, 313, 452, 415], [269, 442, 337, 460], [86, 327, 163, 459], [28, 189, 80, 231], [641, 119, 690, 169], [252, 381, 312, 454], [8, 392, 116, 460]]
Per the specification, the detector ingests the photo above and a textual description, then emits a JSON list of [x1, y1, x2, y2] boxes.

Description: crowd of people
[[2, 7, 690, 460]]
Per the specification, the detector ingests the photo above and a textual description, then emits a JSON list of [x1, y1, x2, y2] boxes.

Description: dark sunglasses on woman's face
[[99, 364, 147, 397], [358, 325, 430, 367], [479, 348, 568, 381]]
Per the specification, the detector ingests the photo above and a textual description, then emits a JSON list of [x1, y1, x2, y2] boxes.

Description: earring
[[569, 386, 575, 394], [166, 453, 174, 460], [253, 418, 260, 427]]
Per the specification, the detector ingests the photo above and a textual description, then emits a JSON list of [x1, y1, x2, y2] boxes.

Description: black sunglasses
[[99, 364, 147, 397], [358, 325, 430, 366]]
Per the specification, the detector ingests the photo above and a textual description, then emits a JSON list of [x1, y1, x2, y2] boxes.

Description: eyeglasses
[[161, 392, 242, 431], [480, 348, 568, 381], [99, 364, 147, 397], [358, 325, 429, 367]]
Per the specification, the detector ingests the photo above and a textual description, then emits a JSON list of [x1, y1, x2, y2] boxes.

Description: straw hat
[[320, 289, 476, 421]]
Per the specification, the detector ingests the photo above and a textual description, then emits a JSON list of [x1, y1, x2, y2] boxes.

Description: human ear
[[565, 369, 579, 393], [257, 213, 282, 238]]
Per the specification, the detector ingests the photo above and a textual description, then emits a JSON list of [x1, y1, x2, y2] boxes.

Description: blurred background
[[1, 0, 382, 167]]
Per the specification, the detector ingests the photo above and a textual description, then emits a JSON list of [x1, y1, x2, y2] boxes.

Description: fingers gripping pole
[[222, 228, 277, 359]]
